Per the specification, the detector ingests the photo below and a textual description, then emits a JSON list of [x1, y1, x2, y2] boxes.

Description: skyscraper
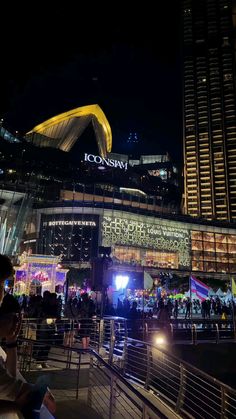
[[183, 0, 236, 222]]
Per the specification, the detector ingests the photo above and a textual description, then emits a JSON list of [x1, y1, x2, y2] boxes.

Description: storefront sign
[[39, 214, 99, 262], [47, 220, 96, 227], [84, 153, 128, 170], [102, 216, 191, 268]]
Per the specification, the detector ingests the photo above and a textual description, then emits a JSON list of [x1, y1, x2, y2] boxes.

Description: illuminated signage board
[[39, 214, 99, 262], [102, 216, 191, 269], [46, 220, 96, 227], [84, 153, 128, 170]]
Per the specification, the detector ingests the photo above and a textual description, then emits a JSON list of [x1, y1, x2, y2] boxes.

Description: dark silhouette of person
[[173, 300, 178, 319], [185, 299, 191, 319], [79, 293, 95, 350], [128, 301, 140, 339]]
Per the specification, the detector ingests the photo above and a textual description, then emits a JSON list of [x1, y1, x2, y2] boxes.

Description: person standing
[[63, 297, 79, 347], [79, 293, 95, 350], [185, 299, 191, 319], [173, 300, 178, 319]]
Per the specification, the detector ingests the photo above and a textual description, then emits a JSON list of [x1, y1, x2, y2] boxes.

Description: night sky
[[1, 2, 182, 162]]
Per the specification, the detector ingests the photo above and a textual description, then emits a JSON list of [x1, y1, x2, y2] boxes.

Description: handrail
[[18, 338, 170, 418], [20, 316, 236, 392], [89, 348, 168, 418], [18, 321, 236, 419], [125, 337, 236, 395]]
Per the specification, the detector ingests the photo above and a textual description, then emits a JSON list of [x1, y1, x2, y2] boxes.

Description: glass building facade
[[26, 196, 236, 279], [183, 0, 236, 222], [191, 230, 236, 272]]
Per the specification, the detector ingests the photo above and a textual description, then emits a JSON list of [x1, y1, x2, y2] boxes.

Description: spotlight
[[154, 333, 167, 347], [115, 275, 129, 290], [46, 318, 56, 325]]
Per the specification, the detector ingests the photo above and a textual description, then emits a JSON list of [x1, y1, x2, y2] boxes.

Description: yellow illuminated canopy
[[25, 105, 112, 157]]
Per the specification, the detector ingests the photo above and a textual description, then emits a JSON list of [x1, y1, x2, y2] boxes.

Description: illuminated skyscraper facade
[[183, 0, 236, 221]]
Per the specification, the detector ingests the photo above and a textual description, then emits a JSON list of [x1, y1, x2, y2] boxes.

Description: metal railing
[[20, 316, 236, 349], [17, 339, 170, 418], [103, 317, 236, 345], [18, 317, 236, 418], [110, 337, 236, 419], [169, 318, 236, 344], [88, 349, 173, 418], [93, 318, 236, 418]]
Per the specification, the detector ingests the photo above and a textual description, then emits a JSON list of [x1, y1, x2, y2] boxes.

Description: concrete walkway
[[23, 355, 100, 419], [56, 400, 103, 419]]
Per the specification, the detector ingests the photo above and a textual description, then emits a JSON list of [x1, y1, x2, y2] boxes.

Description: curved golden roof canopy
[[25, 105, 112, 157]]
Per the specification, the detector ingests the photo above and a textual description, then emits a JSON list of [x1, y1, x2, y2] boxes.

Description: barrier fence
[[15, 317, 236, 418], [20, 316, 236, 347], [17, 341, 171, 418]]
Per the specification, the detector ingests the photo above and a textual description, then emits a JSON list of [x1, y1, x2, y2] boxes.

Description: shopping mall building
[[24, 191, 236, 285], [1, 105, 236, 289]]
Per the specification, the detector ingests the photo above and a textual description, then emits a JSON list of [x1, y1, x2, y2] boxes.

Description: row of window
[[192, 259, 236, 273]]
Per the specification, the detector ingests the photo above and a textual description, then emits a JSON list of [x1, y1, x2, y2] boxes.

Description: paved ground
[[23, 356, 101, 419], [56, 400, 103, 419], [21, 348, 101, 419]]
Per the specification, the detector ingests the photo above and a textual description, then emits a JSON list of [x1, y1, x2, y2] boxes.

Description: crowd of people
[[0, 250, 235, 416], [105, 295, 236, 321], [16, 291, 96, 365]]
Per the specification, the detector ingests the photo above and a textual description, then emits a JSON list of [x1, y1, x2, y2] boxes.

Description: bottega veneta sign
[[46, 220, 97, 227], [84, 153, 128, 170]]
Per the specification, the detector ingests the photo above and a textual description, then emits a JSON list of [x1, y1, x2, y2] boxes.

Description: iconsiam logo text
[[84, 153, 128, 170]]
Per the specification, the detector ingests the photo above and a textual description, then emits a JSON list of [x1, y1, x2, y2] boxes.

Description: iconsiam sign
[[84, 153, 128, 170]]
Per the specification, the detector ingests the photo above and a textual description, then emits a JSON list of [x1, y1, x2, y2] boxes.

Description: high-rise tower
[[183, 0, 236, 221]]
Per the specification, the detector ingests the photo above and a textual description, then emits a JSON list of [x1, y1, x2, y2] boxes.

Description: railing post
[[124, 318, 128, 339], [170, 323, 174, 340], [144, 321, 149, 341], [76, 353, 81, 399], [191, 324, 197, 345], [87, 355, 93, 408], [145, 344, 151, 390], [109, 319, 115, 364], [175, 362, 186, 414], [221, 385, 226, 419], [109, 375, 117, 418], [98, 318, 104, 353], [122, 334, 128, 376], [142, 403, 148, 418], [215, 323, 219, 344]]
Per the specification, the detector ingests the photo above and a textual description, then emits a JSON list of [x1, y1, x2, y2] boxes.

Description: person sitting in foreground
[[0, 254, 56, 417]]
